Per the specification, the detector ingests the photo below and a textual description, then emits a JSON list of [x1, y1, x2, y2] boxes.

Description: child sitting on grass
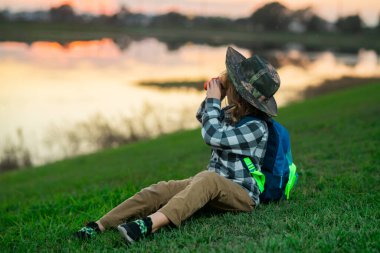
[[75, 46, 281, 244]]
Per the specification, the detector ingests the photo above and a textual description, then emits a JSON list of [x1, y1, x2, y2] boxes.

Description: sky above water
[[1, 0, 379, 26]]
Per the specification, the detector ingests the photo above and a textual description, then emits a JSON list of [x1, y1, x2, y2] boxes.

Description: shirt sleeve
[[195, 97, 207, 123], [201, 98, 266, 156]]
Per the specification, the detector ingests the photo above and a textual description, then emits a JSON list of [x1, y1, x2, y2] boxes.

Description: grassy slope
[[1, 83, 379, 252]]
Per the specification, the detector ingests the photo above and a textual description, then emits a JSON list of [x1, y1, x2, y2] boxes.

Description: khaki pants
[[99, 170, 255, 228]]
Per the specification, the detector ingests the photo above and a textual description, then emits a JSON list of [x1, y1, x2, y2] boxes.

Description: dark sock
[[143, 217, 153, 235], [125, 216, 153, 241], [135, 217, 153, 236], [86, 221, 101, 232], [75, 221, 100, 240]]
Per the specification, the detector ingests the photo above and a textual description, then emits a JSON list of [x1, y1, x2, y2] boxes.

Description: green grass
[[1, 83, 380, 252]]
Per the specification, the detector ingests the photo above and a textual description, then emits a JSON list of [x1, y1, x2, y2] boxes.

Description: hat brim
[[225, 47, 278, 117]]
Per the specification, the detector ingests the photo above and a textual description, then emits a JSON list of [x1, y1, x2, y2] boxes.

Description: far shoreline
[[1, 22, 380, 53], [138, 77, 380, 99]]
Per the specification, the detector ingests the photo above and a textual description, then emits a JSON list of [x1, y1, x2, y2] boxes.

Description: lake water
[[1, 38, 379, 166]]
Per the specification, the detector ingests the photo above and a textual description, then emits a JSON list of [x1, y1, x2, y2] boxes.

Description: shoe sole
[[117, 225, 135, 244]]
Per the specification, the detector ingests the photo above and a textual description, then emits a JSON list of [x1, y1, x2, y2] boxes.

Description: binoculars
[[203, 77, 219, 90]]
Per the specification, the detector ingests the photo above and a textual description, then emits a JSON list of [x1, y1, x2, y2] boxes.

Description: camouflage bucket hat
[[225, 46, 280, 117]]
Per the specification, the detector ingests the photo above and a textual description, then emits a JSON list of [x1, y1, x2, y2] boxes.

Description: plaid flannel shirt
[[196, 97, 268, 206]]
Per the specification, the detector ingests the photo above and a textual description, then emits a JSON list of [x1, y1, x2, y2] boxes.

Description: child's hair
[[220, 71, 270, 125]]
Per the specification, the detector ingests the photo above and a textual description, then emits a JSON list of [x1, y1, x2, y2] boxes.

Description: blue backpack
[[237, 116, 298, 203]]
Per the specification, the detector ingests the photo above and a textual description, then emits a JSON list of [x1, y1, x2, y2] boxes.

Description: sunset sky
[[1, 0, 379, 26]]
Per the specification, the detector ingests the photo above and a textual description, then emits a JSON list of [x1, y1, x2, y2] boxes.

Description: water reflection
[[276, 49, 380, 104], [0, 38, 379, 168]]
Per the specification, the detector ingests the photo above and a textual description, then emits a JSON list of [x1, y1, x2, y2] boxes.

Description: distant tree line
[[0, 1, 379, 34]]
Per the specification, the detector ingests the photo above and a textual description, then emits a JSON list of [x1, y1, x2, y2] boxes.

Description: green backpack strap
[[243, 157, 265, 193], [284, 163, 297, 200]]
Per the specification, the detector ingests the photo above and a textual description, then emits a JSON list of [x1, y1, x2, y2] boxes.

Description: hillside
[[1, 83, 379, 252]]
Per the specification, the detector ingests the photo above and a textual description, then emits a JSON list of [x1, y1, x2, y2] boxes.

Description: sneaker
[[75, 221, 100, 240], [117, 217, 153, 244]]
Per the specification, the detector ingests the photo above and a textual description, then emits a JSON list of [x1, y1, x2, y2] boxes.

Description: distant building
[[288, 20, 306, 33], [124, 14, 152, 27]]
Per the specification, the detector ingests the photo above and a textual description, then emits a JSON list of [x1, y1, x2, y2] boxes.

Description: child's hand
[[206, 78, 223, 100]]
